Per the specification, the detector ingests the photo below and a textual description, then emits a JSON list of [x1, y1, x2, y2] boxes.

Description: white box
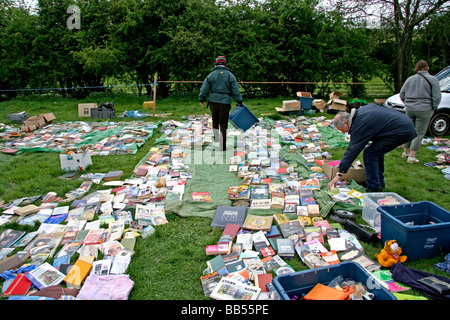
[[78, 103, 97, 117], [362, 192, 410, 232], [60, 151, 92, 171]]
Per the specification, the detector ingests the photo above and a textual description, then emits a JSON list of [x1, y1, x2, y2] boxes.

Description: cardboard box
[[323, 159, 366, 184], [327, 91, 347, 111], [20, 112, 56, 131], [60, 151, 92, 171], [78, 103, 97, 117], [281, 100, 301, 111], [296, 91, 312, 98], [312, 99, 327, 112]]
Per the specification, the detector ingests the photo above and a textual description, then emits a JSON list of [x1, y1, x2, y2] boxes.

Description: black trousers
[[209, 101, 231, 151]]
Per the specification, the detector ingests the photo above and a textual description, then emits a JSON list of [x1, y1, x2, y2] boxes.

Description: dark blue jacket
[[339, 103, 417, 173]]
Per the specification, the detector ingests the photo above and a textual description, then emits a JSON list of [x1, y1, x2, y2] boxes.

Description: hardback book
[[250, 199, 271, 210], [225, 259, 246, 274], [270, 192, 285, 209], [211, 206, 247, 228], [242, 214, 273, 232], [265, 225, 281, 238], [64, 258, 93, 288], [218, 223, 241, 243], [279, 220, 305, 240], [103, 170, 123, 181], [2, 273, 32, 297], [255, 273, 273, 292], [206, 255, 227, 275], [276, 238, 295, 258]]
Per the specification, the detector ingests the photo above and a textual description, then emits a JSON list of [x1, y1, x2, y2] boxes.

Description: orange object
[[303, 283, 350, 300]]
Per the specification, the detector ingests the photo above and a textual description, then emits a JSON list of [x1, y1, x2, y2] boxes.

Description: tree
[[0, 1, 40, 98], [327, 0, 450, 91]]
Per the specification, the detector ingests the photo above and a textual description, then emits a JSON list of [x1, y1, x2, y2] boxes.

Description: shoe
[[407, 157, 419, 163], [401, 152, 409, 159]]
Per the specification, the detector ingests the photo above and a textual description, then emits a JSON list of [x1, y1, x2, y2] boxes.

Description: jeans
[[363, 134, 414, 190], [209, 101, 231, 151]]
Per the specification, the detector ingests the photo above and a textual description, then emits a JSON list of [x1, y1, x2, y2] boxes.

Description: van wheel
[[428, 112, 450, 136]]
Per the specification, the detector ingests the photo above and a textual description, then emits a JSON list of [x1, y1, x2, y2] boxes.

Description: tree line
[[0, 0, 448, 100]]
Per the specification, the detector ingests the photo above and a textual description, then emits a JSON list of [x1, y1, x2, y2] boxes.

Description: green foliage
[[2, 0, 432, 101]]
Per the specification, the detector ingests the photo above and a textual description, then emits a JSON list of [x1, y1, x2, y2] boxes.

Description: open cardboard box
[[327, 91, 348, 112], [312, 99, 327, 112], [20, 112, 56, 131], [323, 159, 366, 184]]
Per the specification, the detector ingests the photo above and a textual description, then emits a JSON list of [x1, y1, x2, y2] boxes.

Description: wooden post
[[152, 75, 157, 116]]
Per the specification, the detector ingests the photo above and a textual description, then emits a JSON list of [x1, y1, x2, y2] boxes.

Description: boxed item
[[78, 103, 97, 117], [296, 92, 314, 110], [328, 91, 347, 111], [362, 192, 410, 232], [273, 261, 396, 300], [323, 159, 366, 184], [281, 100, 301, 111], [312, 99, 327, 112], [378, 201, 450, 261], [229, 104, 259, 132], [60, 151, 92, 171]]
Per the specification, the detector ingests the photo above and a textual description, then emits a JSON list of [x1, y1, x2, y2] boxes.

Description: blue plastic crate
[[298, 96, 314, 110], [273, 261, 396, 300], [229, 104, 259, 132], [378, 201, 450, 261]]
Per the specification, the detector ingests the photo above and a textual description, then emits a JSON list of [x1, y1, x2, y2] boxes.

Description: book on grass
[[64, 258, 93, 288], [2, 273, 33, 297], [24, 232, 64, 259], [0, 229, 26, 249], [25, 262, 65, 290], [279, 220, 305, 240], [103, 170, 123, 181], [210, 276, 261, 300], [211, 206, 247, 228], [371, 269, 411, 293], [242, 214, 273, 231], [201, 271, 223, 297], [255, 273, 273, 292]]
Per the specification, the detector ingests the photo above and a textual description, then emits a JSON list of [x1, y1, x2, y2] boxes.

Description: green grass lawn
[[1, 93, 449, 300]]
